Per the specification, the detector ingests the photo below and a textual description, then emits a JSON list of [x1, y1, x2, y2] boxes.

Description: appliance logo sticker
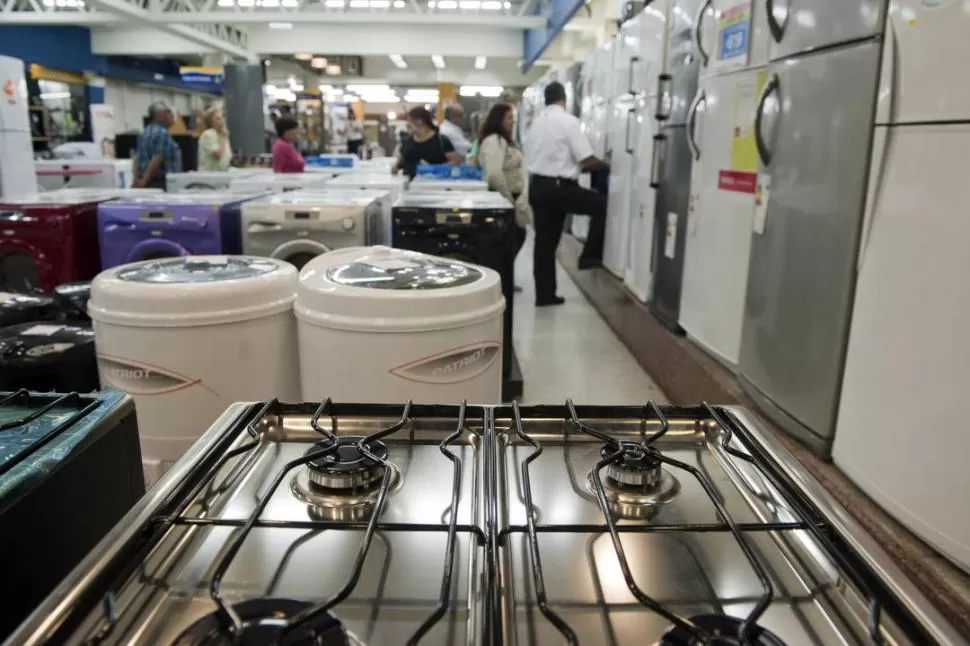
[[715, 1, 752, 70], [390, 341, 501, 385], [97, 352, 219, 397]]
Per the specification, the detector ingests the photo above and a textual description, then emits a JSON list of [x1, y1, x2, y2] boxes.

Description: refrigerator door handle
[[629, 56, 642, 95], [655, 74, 672, 121], [649, 133, 666, 188], [754, 74, 779, 166], [686, 89, 706, 161], [625, 108, 636, 155], [694, 0, 713, 67], [766, 0, 789, 43]]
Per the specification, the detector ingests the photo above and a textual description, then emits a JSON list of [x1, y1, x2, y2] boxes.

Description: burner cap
[[171, 598, 349, 646], [659, 614, 786, 646], [602, 442, 662, 488], [306, 436, 390, 490]]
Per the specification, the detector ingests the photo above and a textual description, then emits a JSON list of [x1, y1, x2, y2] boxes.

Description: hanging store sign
[[714, 1, 753, 70], [179, 66, 224, 85]]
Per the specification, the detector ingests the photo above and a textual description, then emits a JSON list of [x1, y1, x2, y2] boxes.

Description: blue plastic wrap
[[306, 155, 356, 168], [415, 164, 483, 180]]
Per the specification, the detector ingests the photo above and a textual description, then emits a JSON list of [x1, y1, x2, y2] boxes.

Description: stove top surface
[[10, 401, 961, 646]]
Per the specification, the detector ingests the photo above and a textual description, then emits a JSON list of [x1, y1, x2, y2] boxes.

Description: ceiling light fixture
[[268, 21, 293, 29], [431, 55, 446, 69], [388, 111, 397, 120], [348, 0, 368, 6], [481, 0, 502, 8], [311, 57, 328, 68], [236, 0, 254, 6], [281, 0, 298, 6], [216, 0, 233, 6], [326, 64, 342, 75], [389, 54, 408, 69], [475, 55, 487, 69], [458, 0, 480, 8], [294, 53, 313, 61], [259, 0, 280, 7], [503, 0, 510, 6], [393, 0, 405, 6], [427, 0, 435, 6]]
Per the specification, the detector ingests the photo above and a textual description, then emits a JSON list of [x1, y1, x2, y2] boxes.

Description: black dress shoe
[[535, 296, 566, 307], [577, 257, 602, 270]]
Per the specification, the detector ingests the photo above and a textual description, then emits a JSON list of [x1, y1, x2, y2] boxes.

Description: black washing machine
[[392, 191, 523, 401], [0, 292, 56, 328], [0, 322, 99, 393]]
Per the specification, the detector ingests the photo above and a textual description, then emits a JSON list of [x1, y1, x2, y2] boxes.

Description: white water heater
[[0, 55, 38, 199]]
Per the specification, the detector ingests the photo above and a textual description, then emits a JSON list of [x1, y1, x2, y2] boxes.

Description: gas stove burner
[[306, 436, 389, 491], [601, 442, 662, 488], [291, 437, 402, 521], [659, 614, 786, 646], [586, 443, 679, 519], [171, 598, 351, 646]]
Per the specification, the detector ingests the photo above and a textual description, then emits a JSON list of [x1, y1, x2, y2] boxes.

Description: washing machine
[[391, 191, 521, 400], [96, 191, 263, 269], [166, 169, 258, 192], [0, 322, 98, 393], [229, 173, 333, 194], [0, 191, 117, 293], [241, 190, 387, 269], [409, 176, 488, 193], [319, 173, 405, 241], [35, 159, 133, 191]]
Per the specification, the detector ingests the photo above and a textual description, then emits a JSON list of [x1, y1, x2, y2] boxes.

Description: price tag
[[715, 1, 753, 70], [753, 174, 771, 235], [664, 213, 679, 259]]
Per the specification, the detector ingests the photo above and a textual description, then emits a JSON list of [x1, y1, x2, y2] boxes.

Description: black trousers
[[528, 174, 606, 300], [348, 140, 362, 156]]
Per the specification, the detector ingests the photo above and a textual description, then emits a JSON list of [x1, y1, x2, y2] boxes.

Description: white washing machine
[[241, 190, 387, 269], [35, 159, 133, 191], [296, 245, 505, 404], [409, 177, 488, 192], [320, 173, 406, 242], [166, 169, 258, 192], [88, 255, 299, 486], [229, 173, 333, 194]]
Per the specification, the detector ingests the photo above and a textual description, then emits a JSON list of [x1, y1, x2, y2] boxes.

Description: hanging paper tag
[[753, 174, 771, 235]]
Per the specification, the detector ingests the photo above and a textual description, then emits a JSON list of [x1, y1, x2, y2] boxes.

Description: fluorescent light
[[481, 0, 502, 8], [324, 0, 345, 5], [311, 56, 328, 68], [259, 0, 280, 6], [269, 21, 293, 28], [236, 0, 254, 6], [503, 0, 510, 6], [326, 64, 342, 74], [437, 0, 456, 7], [294, 53, 313, 61], [370, 0, 391, 6], [388, 111, 397, 120], [431, 55, 446, 69], [348, 0, 368, 6], [393, 0, 405, 6], [427, 1, 434, 6], [216, 0, 233, 6], [475, 55, 487, 69], [458, 0, 479, 8], [389, 54, 408, 69]]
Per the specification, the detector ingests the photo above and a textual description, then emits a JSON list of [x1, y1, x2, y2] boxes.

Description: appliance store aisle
[[513, 231, 666, 404]]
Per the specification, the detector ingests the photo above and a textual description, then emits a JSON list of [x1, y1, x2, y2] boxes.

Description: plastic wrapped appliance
[[165, 169, 258, 192], [242, 190, 388, 268], [96, 191, 262, 269], [0, 322, 98, 393], [296, 246, 504, 404], [228, 173, 332, 194], [391, 191, 521, 400], [34, 159, 133, 191], [52, 281, 91, 322], [409, 176, 488, 192], [89, 255, 299, 485], [0, 291, 55, 327]]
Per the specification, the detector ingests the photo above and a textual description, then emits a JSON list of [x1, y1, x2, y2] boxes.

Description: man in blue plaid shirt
[[133, 101, 182, 189]]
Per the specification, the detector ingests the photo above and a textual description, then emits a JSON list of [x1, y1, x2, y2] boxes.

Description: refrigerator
[[679, 0, 772, 367], [622, 1, 668, 303], [646, 0, 701, 328], [833, 2, 970, 573], [0, 55, 37, 200], [737, 0, 886, 456]]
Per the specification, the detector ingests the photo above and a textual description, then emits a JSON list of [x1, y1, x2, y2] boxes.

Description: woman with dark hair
[[392, 106, 460, 178], [478, 102, 530, 277], [272, 116, 305, 173]]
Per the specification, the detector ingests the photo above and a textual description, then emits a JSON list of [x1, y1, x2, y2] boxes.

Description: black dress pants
[[528, 174, 606, 301]]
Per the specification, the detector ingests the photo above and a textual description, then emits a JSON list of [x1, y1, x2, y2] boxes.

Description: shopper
[[346, 112, 364, 157], [524, 81, 609, 307], [197, 107, 232, 172], [439, 103, 472, 160], [478, 102, 530, 285], [133, 101, 182, 189], [392, 106, 460, 179], [272, 116, 305, 173]]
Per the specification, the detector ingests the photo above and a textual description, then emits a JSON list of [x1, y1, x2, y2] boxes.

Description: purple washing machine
[[96, 191, 264, 269]]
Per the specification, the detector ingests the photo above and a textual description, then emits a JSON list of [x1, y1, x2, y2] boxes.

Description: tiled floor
[[512, 230, 668, 405]]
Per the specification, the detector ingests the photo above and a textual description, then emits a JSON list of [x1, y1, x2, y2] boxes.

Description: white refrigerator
[[0, 55, 38, 199], [834, 1, 970, 574], [679, 0, 771, 367]]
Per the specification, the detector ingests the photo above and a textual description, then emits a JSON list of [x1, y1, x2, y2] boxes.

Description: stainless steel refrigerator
[[738, 0, 886, 457], [648, 0, 702, 330]]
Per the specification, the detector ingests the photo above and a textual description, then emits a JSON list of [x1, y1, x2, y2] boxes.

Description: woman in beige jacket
[[477, 102, 531, 287]]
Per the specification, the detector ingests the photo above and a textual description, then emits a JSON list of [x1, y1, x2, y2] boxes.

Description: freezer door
[[834, 124, 970, 574], [739, 40, 881, 451], [767, 0, 885, 61], [623, 97, 660, 302], [602, 98, 638, 277], [680, 68, 765, 366], [662, 0, 702, 125], [697, 0, 773, 75], [649, 124, 691, 329]]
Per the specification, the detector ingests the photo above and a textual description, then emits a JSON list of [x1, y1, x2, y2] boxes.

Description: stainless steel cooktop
[[6, 401, 962, 646]]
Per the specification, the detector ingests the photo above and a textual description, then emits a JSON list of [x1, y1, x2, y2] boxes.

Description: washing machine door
[[0, 238, 57, 293], [123, 238, 190, 263], [271, 239, 331, 269]]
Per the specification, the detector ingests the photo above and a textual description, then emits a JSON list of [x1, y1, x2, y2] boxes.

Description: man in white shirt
[[439, 103, 472, 161], [524, 82, 610, 306]]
